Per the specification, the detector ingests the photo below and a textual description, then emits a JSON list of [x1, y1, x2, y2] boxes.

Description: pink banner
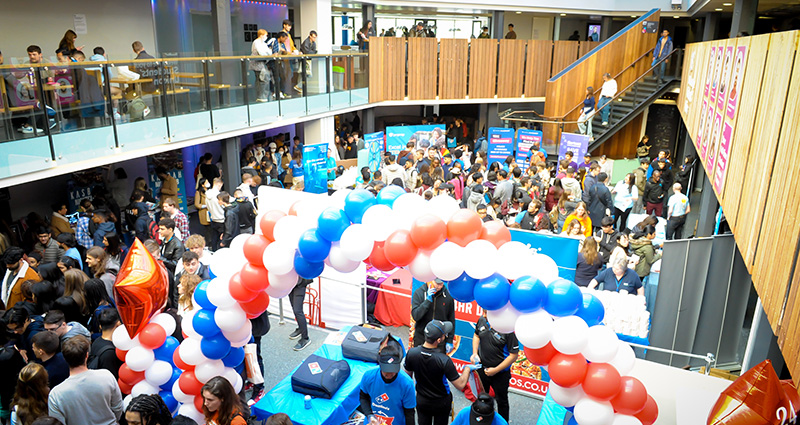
[[707, 112, 723, 173], [696, 101, 709, 160], [727, 46, 747, 120], [704, 47, 716, 98], [698, 103, 712, 162], [709, 47, 724, 103], [713, 123, 733, 195], [717, 46, 734, 111]]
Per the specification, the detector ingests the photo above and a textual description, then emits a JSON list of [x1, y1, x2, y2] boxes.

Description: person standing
[[652, 29, 673, 83], [450, 394, 509, 425], [471, 314, 519, 423], [359, 340, 416, 425], [477, 27, 490, 39], [666, 183, 690, 240], [636, 135, 652, 161], [50, 203, 74, 237], [250, 29, 273, 103], [217, 192, 240, 248], [632, 158, 649, 214], [288, 277, 312, 351], [157, 218, 185, 275], [34, 228, 65, 265], [410, 279, 455, 351], [206, 178, 225, 251], [577, 87, 595, 139], [404, 321, 472, 425], [611, 173, 638, 230], [155, 167, 179, 208], [598, 73, 617, 126], [504, 24, 517, 39], [162, 198, 189, 243], [2, 247, 41, 310], [587, 173, 612, 232], [301, 31, 318, 54], [643, 170, 665, 217]]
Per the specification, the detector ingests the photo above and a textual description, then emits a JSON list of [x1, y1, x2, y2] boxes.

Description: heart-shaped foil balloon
[[114, 238, 169, 338]]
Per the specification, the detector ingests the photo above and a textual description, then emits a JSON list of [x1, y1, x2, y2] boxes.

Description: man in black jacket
[[411, 279, 455, 352], [643, 170, 666, 217], [587, 172, 613, 232], [594, 216, 619, 264], [157, 218, 184, 274], [233, 189, 256, 234], [289, 277, 313, 351], [216, 191, 240, 248]]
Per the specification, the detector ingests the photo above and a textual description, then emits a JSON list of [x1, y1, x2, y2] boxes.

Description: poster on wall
[[696, 101, 709, 162], [364, 131, 384, 173], [698, 105, 714, 163], [727, 46, 747, 120], [706, 112, 723, 174], [682, 48, 698, 116], [709, 45, 724, 102], [713, 123, 733, 195], [716, 46, 735, 112], [385, 125, 446, 156], [487, 127, 516, 165], [302, 143, 329, 194], [704, 46, 716, 98], [515, 129, 543, 171], [558, 133, 590, 163], [147, 152, 188, 214], [67, 169, 104, 213]]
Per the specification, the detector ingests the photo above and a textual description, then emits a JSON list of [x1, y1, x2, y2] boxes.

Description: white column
[[302, 116, 336, 157], [300, 0, 332, 54]]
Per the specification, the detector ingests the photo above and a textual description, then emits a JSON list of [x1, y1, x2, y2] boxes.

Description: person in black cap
[[470, 314, 519, 422], [404, 320, 474, 425], [359, 338, 416, 425], [411, 279, 455, 352], [450, 393, 508, 425], [594, 215, 619, 264]]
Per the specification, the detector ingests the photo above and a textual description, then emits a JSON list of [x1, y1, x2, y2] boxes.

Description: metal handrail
[[627, 342, 717, 375]]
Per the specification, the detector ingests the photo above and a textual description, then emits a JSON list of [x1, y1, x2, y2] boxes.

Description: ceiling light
[[516, 11, 522, 14], [722, 2, 732, 5], [560, 13, 567, 16], [631, 15, 637, 18], [715, 8, 723, 11]]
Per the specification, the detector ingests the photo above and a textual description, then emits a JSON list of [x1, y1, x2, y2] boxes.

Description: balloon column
[[112, 188, 659, 425]]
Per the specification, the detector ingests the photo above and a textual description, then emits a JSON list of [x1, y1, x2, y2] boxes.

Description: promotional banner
[[385, 125, 446, 156], [515, 129, 543, 171], [147, 152, 188, 214], [487, 127, 515, 165], [302, 143, 329, 194], [364, 131, 384, 173], [558, 133, 589, 163]]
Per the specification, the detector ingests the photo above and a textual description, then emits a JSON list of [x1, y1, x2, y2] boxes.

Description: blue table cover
[[252, 327, 377, 425]]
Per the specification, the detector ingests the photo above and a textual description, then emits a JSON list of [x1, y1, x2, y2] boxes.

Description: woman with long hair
[[31, 281, 59, 314], [63, 269, 89, 317], [578, 86, 596, 139], [609, 232, 631, 267], [122, 394, 172, 425], [546, 179, 563, 212], [201, 377, 247, 425], [57, 29, 82, 53], [195, 178, 211, 237], [86, 247, 118, 302], [575, 237, 601, 287], [177, 274, 202, 317], [101, 232, 126, 266], [132, 177, 157, 204], [611, 173, 639, 230], [556, 192, 579, 233], [11, 363, 50, 425], [562, 202, 592, 238], [85, 278, 114, 337], [36, 263, 65, 297]]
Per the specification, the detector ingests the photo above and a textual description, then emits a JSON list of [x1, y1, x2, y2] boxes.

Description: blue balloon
[[294, 252, 325, 279], [193, 280, 215, 310], [192, 309, 221, 337], [201, 333, 232, 360], [343, 189, 376, 224], [473, 274, 510, 311], [509, 276, 547, 313], [153, 336, 180, 363], [208, 268, 217, 279], [543, 279, 583, 317], [298, 229, 332, 262], [317, 208, 350, 242], [567, 413, 578, 424], [447, 273, 477, 303], [159, 390, 179, 412], [161, 367, 182, 391], [377, 185, 406, 207], [222, 346, 246, 368], [575, 293, 605, 327]]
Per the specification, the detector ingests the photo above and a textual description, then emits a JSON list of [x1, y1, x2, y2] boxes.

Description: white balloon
[[430, 242, 465, 281], [463, 240, 498, 280], [230, 333, 252, 348], [582, 326, 620, 364], [496, 241, 533, 280], [548, 381, 585, 407], [179, 338, 208, 366], [123, 394, 133, 411], [273, 215, 306, 247], [233, 372, 244, 393], [408, 250, 436, 282], [112, 326, 138, 351], [177, 404, 206, 425], [149, 313, 177, 336], [222, 319, 252, 343], [609, 342, 636, 376], [267, 269, 299, 292], [361, 204, 396, 242], [131, 380, 160, 397], [222, 367, 239, 385], [144, 360, 173, 387], [229, 233, 251, 254], [262, 240, 297, 275], [207, 277, 237, 309], [532, 253, 560, 285], [214, 305, 248, 332], [486, 303, 521, 334], [610, 414, 643, 425], [254, 213, 265, 235], [551, 316, 589, 355], [339, 224, 375, 262], [514, 310, 554, 349], [195, 359, 226, 383], [182, 309, 201, 340], [328, 242, 361, 273], [126, 346, 155, 372], [209, 248, 234, 280], [429, 195, 460, 223], [266, 282, 295, 299], [329, 189, 351, 211], [392, 194, 428, 231], [574, 398, 615, 425], [172, 379, 194, 404]]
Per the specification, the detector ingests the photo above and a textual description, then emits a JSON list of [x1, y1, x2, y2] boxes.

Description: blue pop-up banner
[[385, 125, 446, 156], [487, 127, 515, 166], [515, 129, 543, 171], [302, 143, 329, 194]]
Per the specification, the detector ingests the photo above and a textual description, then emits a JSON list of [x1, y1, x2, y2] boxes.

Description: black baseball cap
[[424, 320, 453, 340], [379, 351, 402, 373], [470, 394, 496, 425]]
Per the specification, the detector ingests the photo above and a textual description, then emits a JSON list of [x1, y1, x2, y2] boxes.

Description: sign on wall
[[385, 125, 446, 156]]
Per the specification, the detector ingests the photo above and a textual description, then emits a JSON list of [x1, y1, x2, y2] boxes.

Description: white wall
[[0, 0, 156, 61]]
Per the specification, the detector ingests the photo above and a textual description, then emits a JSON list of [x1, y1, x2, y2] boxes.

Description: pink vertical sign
[[726, 46, 747, 120], [713, 123, 733, 195]]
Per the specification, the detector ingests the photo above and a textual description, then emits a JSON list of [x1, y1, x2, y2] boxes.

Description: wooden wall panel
[[591, 112, 643, 158], [524, 40, 552, 98], [369, 37, 405, 102], [439, 39, 468, 99], [407, 38, 437, 100], [579, 41, 600, 58], [468, 39, 498, 99], [551, 41, 580, 77], [497, 39, 526, 98], [783, 256, 800, 386]]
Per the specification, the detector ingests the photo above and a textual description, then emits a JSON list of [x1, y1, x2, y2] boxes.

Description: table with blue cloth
[[252, 327, 376, 425]]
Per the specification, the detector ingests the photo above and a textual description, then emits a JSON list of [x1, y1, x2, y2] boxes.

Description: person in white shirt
[[250, 29, 273, 102], [598, 73, 617, 126], [205, 178, 226, 250], [666, 183, 690, 240]]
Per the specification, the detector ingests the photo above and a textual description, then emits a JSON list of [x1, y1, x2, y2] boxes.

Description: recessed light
[[673, 15, 679, 18], [560, 13, 567, 16], [631, 15, 637, 18], [715, 8, 723, 11], [516, 11, 522, 14], [722, 2, 732, 5]]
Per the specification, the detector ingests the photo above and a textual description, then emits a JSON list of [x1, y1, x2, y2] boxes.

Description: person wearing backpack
[[88, 308, 123, 379]]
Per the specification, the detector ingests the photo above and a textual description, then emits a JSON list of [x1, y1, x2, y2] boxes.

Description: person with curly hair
[[201, 377, 247, 425], [11, 363, 50, 425], [122, 394, 172, 425]]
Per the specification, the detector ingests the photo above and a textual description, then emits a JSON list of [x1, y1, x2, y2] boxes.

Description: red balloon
[[611, 376, 648, 415], [173, 349, 194, 371], [119, 363, 145, 385], [240, 264, 269, 293], [118, 378, 133, 395], [179, 371, 204, 396], [384, 230, 419, 267], [523, 343, 558, 366], [138, 323, 167, 350], [259, 210, 287, 241], [410, 214, 447, 250], [241, 291, 270, 318], [229, 273, 259, 302], [288, 201, 301, 216], [582, 363, 622, 401], [548, 353, 588, 388], [194, 394, 205, 412], [243, 235, 271, 266], [634, 395, 658, 425], [116, 348, 127, 362], [480, 220, 512, 249], [446, 209, 483, 247], [114, 238, 170, 338], [368, 241, 395, 271]]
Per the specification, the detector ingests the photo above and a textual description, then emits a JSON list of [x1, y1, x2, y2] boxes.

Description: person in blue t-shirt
[[288, 150, 304, 189], [451, 394, 508, 425], [359, 339, 416, 425]]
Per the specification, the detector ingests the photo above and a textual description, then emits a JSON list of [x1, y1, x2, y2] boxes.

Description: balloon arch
[[112, 186, 658, 425]]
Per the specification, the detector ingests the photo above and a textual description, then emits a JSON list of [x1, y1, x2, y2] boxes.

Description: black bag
[[291, 354, 351, 399], [341, 326, 388, 363]]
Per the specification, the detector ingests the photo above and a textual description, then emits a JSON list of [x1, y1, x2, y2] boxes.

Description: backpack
[[126, 98, 150, 122], [146, 215, 159, 240], [88, 343, 115, 370]]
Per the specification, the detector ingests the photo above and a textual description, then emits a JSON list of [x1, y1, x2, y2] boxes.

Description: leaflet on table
[[303, 143, 329, 194], [487, 127, 515, 164], [515, 129, 542, 172], [558, 133, 589, 164], [385, 125, 446, 156]]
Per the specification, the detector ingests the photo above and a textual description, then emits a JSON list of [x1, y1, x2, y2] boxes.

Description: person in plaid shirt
[[161, 198, 189, 243]]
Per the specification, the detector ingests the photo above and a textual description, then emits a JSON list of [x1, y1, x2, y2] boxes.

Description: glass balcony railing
[[0, 52, 368, 180]]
